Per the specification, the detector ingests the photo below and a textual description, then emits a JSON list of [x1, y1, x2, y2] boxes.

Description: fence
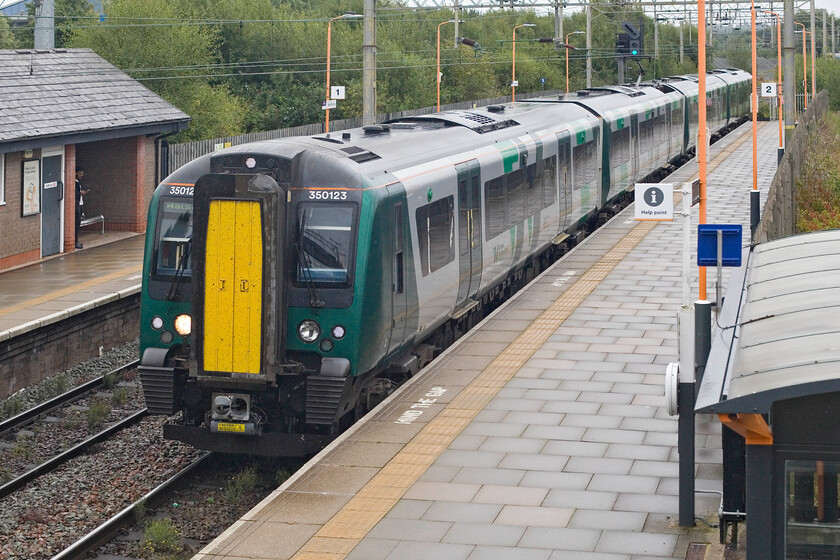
[[754, 90, 828, 242], [165, 90, 565, 173]]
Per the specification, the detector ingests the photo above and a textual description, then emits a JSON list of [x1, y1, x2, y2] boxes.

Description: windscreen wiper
[[295, 212, 324, 308], [166, 242, 191, 301]]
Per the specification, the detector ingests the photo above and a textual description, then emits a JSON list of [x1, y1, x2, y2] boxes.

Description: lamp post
[[761, 10, 784, 159], [795, 22, 808, 110], [565, 30, 584, 93], [437, 19, 464, 112], [326, 12, 362, 133], [512, 23, 536, 102]]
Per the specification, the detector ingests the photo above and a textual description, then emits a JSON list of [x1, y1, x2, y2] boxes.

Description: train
[[138, 69, 752, 456]]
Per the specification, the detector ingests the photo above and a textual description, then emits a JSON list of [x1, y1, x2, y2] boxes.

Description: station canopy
[[696, 229, 840, 414]]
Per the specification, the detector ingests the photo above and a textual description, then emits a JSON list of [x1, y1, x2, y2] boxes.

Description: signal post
[[615, 21, 644, 84]]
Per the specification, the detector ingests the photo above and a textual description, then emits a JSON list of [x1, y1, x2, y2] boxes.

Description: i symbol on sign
[[644, 187, 664, 207]]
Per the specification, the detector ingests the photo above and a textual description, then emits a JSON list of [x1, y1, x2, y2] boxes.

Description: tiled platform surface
[[0, 232, 144, 340], [194, 121, 778, 560]]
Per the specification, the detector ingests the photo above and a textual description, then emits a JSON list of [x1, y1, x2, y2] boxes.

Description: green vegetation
[[275, 467, 292, 486], [225, 467, 258, 504], [0, 396, 25, 421], [85, 398, 112, 431], [112, 387, 130, 406], [141, 518, 182, 557], [9, 0, 835, 142], [796, 111, 840, 231], [32, 373, 71, 402], [12, 432, 35, 460]]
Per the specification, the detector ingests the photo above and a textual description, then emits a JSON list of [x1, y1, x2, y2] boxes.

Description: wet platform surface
[[193, 121, 779, 560], [0, 231, 144, 339]]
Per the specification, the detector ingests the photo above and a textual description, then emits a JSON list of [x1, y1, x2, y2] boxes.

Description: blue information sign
[[697, 224, 742, 267]]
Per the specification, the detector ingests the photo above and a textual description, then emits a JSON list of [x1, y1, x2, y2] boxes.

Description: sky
[[814, 0, 840, 16]]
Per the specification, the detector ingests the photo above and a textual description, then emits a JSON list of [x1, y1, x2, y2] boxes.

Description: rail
[[50, 452, 213, 560], [0, 359, 140, 437], [0, 408, 147, 499]]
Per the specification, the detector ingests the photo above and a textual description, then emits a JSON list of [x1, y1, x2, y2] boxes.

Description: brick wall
[[0, 150, 42, 262], [0, 294, 140, 399], [77, 136, 153, 234]]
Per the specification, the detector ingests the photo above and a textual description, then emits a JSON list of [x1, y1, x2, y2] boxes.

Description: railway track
[[0, 360, 143, 497], [0, 359, 139, 437], [51, 452, 213, 560], [0, 408, 147, 500]]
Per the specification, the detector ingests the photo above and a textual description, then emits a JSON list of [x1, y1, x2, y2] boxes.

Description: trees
[[65, 0, 245, 141], [50, 0, 743, 141]]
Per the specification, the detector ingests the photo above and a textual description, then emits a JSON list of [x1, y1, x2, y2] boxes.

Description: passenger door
[[387, 187, 408, 356], [455, 160, 482, 308], [556, 132, 572, 234], [630, 112, 640, 184], [41, 148, 64, 257]]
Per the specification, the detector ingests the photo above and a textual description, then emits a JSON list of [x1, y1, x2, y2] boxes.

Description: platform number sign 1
[[761, 82, 777, 98]]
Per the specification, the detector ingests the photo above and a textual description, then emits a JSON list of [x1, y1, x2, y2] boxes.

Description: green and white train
[[139, 69, 751, 455]]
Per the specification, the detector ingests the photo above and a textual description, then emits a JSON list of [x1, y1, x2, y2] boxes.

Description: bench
[[80, 214, 105, 234]]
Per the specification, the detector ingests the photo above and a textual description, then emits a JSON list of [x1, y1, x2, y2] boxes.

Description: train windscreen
[[294, 203, 356, 287], [153, 198, 193, 279]]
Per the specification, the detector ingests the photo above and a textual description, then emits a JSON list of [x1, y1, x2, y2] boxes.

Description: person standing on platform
[[74, 166, 88, 249]]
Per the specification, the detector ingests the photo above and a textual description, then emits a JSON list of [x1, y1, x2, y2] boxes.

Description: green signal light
[[631, 49, 638, 55]]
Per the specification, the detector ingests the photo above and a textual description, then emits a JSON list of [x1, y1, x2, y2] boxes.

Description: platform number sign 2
[[761, 83, 777, 98]]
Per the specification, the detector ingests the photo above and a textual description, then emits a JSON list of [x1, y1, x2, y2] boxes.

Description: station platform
[[193, 121, 778, 560], [0, 230, 144, 341]]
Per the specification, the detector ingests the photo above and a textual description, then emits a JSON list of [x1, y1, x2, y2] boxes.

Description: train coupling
[[209, 393, 259, 435]]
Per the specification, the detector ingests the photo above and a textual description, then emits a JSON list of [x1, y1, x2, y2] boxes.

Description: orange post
[[811, 25, 816, 98], [751, 1, 758, 192], [565, 31, 584, 94], [324, 12, 362, 133], [698, 0, 708, 300], [437, 20, 454, 112]]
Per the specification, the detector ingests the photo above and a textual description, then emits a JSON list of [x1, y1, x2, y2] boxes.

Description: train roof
[[223, 100, 599, 184], [193, 70, 750, 192]]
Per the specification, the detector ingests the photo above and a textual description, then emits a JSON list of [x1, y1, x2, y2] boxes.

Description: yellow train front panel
[[203, 199, 263, 374]]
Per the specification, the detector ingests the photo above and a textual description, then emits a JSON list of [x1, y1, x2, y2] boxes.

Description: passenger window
[[573, 140, 597, 191], [416, 195, 455, 276], [484, 177, 505, 239]]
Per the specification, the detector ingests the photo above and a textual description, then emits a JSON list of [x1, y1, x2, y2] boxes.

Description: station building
[[697, 229, 840, 559], [0, 48, 189, 271]]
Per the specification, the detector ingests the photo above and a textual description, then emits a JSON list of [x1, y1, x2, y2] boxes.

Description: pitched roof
[[0, 48, 189, 148]]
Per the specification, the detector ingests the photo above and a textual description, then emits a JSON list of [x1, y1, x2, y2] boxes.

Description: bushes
[[796, 111, 840, 231]]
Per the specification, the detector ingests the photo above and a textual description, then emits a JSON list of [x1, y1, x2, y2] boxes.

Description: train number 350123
[[309, 190, 347, 200]]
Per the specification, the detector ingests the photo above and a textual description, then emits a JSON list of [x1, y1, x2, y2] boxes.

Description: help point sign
[[635, 183, 674, 221]]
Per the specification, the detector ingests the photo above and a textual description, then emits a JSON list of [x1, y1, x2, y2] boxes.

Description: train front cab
[[141, 147, 373, 455]]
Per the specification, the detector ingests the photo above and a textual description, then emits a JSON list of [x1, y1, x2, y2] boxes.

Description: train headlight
[[151, 316, 164, 330], [298, 320, 321, 343], [174, 314, 192, 336], [331, 325, 346, 340]]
